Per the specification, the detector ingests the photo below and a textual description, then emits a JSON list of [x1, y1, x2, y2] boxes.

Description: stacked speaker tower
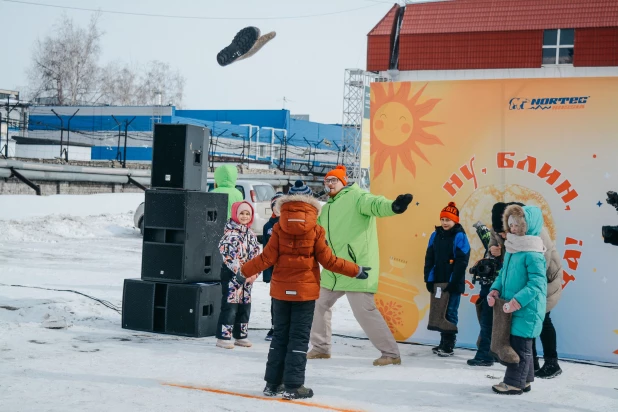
[[122, 124, 228, 338]]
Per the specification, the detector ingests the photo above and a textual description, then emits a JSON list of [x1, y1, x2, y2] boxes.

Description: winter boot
[[236, 31, 277, 62], [533, 357, 541, 372], [216, 339, 234, 349], [263, 383, 285, 397], [467, 358, 494, 367], [535, 358, 562, 379], [282, 385, 314, 400], [307, 349, 330, 360], [432, 335, 445, 354], [437, 333, 456, 357], [234, 338, 252, 348], [265, 328, 274, 341], [217, 27, 260, 67], [523, 383, 532, 393], [373, 356, 402, 366], [490, 298, 519, 367], [492, 382, 523, 395], [427, 283, 458, 333]]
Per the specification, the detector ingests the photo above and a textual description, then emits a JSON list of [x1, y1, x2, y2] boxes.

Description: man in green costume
[[210, 164, 244, 218], [308, 165, 413, 366]]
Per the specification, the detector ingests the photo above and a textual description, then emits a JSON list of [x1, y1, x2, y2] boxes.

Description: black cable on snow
[[0, 283, 121, 314]]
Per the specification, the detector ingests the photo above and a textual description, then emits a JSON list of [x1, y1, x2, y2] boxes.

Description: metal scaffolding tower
[[341, 69, 365, 181]]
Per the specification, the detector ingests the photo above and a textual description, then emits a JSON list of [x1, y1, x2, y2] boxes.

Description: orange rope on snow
[[162, 382, 365, 412]]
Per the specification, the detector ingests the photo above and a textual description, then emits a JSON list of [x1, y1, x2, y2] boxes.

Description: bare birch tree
[[27, 14, 103, 105], [27, 14, 185, 107], [100, 60, 185, 108]]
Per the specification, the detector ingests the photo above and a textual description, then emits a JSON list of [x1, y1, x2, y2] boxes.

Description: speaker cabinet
[[151, 124, 210, 191], [122, 279, 221, 338], [141, 189, 228, 283]]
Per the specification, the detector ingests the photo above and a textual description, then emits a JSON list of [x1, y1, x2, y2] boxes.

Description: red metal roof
[[400, 0, 618, 35], [367, 3, 400, 36]]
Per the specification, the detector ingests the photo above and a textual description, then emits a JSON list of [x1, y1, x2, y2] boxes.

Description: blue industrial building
[[27, 106, 344, 169]]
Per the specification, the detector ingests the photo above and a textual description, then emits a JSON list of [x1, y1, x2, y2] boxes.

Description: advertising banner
[[370, 78, 618, 362]]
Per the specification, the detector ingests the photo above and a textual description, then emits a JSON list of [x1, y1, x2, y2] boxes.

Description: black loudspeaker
[[151, 124, 210, 191], [141, 189, 228, 283], [122, 279, 221, 337]]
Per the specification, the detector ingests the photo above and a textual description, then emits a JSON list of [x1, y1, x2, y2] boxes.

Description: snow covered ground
[[0, 193, 616, 412]]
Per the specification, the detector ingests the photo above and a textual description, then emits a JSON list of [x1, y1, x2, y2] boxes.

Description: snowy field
[[0, 193, 616, 412]]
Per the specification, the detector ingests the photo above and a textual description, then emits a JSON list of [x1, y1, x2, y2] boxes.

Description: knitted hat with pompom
[[289, 180, 312, 196], [440, 202, 460, 223]]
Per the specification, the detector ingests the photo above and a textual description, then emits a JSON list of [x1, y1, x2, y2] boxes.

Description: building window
[[258, 144, 270, 158], [542, 29, 574, 65], [273, 146, 282, 160]]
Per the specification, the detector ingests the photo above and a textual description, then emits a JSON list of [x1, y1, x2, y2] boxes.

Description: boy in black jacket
[[424, 202, 471, 357], [262, 192, 283, 341]]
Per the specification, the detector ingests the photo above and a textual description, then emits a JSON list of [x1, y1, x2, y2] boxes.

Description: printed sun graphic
[[371, 82, 443, 178]]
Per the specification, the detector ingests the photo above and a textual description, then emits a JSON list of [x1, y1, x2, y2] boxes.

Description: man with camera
[[466, 204, 511, 367], [468, 201, 564, 379]]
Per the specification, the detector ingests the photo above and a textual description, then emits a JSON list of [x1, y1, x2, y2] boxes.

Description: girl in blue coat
[[487, 204, 547, 395]]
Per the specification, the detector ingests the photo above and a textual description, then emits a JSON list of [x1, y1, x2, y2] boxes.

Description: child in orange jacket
[[238, 194, 370, 400]]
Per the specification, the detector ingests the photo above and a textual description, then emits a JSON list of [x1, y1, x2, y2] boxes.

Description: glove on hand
[[487, 289, 500, 307], [392, 194, 413, 214], [425, 282, 434, 293], [356, 266, 371, 280], [503, 298, 521, 314]]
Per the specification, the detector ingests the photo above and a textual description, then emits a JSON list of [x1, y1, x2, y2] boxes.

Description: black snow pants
[[264, 299, 315, 388]]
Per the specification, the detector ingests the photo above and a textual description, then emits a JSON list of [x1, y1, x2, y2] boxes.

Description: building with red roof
[[367, 0, 618, 79]]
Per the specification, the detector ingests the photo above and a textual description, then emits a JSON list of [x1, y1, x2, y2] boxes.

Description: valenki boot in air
[[217, 27, 260, 67]]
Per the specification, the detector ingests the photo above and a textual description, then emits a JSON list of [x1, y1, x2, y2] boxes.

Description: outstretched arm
[[356, 191, 412, 217]]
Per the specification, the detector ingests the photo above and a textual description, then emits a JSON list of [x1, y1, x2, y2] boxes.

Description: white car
[[134, 180, 277, 239]]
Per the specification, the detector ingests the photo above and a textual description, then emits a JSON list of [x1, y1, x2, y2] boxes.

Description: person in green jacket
[[487, 204, 547, 395], [210, 164, 244, 219], [307, 165, 413, 366]]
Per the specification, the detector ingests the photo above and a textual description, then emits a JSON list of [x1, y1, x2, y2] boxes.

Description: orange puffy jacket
[[241, 195, 360, 301]]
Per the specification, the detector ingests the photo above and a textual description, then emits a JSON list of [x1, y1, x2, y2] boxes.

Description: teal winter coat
[[490, 205, 547, 339]]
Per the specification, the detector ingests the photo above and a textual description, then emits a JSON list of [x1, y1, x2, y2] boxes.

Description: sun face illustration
[[371, 82, 443, 179]]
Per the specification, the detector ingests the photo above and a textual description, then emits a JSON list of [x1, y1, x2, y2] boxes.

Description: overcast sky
[[1, 0, 395, 124]]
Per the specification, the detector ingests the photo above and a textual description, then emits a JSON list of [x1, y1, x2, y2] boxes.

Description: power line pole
[[122, 116, 136, 168], [112, 115, 123, 161], [112, 115, 136, 167], [50, 109, 64, 158], [65, 109, 80, 161]]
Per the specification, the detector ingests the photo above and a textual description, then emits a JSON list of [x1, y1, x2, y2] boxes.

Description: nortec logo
[[509, 96, 589, 111]]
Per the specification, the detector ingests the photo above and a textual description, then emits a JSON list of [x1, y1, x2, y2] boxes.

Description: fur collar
[[503, 204, 527, 236], [276, 194, 322, 213]]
